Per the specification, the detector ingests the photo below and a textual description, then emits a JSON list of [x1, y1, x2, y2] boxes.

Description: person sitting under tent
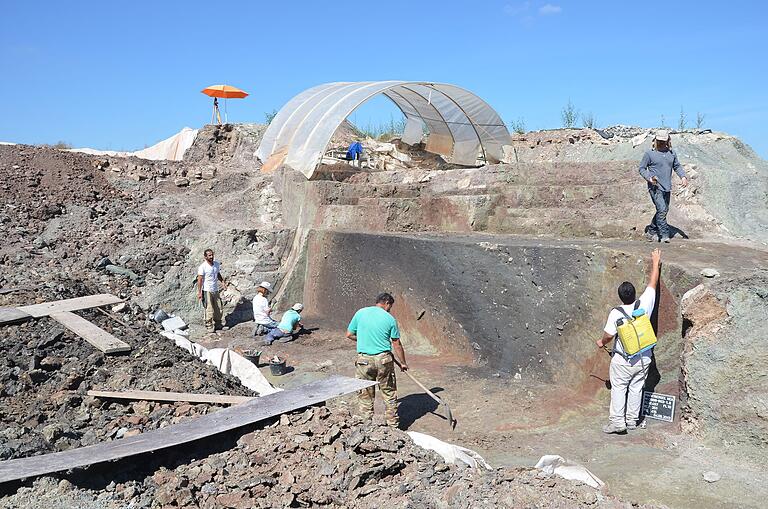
[[346, 141, 363, 167]]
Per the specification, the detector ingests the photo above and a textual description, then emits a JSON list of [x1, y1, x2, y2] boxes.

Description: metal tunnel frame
[[256, 81, 511, 179]]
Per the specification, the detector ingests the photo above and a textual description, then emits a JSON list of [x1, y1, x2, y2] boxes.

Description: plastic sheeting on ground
[[68, 127, 198, 161], [535, 455, 605, 489], [161, 331, 280, 396], [407, 431, 492, 469]]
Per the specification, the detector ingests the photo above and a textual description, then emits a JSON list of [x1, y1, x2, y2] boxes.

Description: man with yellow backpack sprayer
[[596, 248, 661, 434]]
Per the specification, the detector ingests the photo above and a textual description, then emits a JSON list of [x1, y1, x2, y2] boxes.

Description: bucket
[[242, 349, 261, 366], [269, 359, 288, 376], [151, 309, 170, 324]]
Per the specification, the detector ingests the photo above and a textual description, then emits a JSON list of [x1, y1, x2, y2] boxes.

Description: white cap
[[258, 281, 272, 291], [654, 130, 670, 141], [292, 303, 304, 312]]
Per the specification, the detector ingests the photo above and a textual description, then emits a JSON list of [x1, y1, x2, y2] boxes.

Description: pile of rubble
[[0, 281, 254, 462], [599, 125, 649, 139], [0, 405, 658, 508], [0, 143, 205, 310]]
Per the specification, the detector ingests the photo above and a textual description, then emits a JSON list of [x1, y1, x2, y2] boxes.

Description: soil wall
[[300, 231, 691, 392]]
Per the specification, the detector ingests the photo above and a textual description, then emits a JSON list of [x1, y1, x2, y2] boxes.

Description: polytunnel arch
[[256, 81, 512, 179]]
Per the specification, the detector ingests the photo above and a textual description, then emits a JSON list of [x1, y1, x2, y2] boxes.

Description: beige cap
[[654, 130, 670, 141], [258, 281, 272, 291], [292, 303, 304, 312]]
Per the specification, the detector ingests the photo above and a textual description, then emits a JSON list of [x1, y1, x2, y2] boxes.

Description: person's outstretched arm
[[647, 248, 661, 290]]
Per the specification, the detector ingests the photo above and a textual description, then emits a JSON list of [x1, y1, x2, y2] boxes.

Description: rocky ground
[[0, 406, 660, 509], [1, 122, 766, 508], [0, 280, 254, 462]]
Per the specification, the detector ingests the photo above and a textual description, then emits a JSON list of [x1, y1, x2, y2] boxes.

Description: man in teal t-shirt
[[346, 293, 408, 428], [265, 303, 304, 345]]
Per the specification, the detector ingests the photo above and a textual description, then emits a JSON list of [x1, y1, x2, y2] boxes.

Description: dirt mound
[[183, 123, 266, 168], [0, 281, 254, 462], [0, 406, 656, 509], [505, 128, 768, 243], [0, 144, 195, 299]]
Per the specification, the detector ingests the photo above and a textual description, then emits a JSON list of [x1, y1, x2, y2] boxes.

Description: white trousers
[[609, 359, 649, 427]]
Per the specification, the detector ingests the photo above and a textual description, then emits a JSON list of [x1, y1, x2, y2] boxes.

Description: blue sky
[[2, 1, 766, 157]]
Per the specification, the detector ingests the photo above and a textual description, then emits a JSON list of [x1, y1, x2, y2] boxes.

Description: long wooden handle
[[393, 358, 443, 405]]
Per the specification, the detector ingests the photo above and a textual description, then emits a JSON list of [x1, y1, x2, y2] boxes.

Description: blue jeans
[[648, 185, 671, 239], [252, 319, 278, 336], [265, 328, 294, 345]]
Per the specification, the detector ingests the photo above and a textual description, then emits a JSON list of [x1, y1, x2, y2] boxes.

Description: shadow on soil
[[398, 387, 446, 430]]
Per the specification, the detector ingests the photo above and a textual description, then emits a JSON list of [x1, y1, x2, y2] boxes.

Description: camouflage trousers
[[355, 351, 399, 427]]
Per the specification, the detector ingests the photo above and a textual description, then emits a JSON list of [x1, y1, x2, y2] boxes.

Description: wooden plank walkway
[[50, 311, 131, 354], [0, 376, 375, 484], [17, 294, 123, 318], [0, 307, 31, 325], [88, 390, 255, 405]]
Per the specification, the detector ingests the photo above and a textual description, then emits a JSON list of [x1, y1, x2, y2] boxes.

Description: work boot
[[602, 423, 627, 434], [626, 419, 647, 430]]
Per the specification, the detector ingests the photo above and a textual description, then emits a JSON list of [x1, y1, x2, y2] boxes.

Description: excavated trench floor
[[201, 231, 768, 509]]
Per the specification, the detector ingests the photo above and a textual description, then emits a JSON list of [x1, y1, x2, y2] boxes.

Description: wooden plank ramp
[[0, 307, 31, 325], [49, 311, 131, 354], [17, 294, 123, 318], [88, 390, 255, 405], [0, 376, 375, 484]]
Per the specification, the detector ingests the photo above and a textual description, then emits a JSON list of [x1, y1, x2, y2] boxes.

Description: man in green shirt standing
[[346, 293, 408, 428]]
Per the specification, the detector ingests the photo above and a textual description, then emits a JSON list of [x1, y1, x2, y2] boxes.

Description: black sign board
[[641, 391, 676, 422]]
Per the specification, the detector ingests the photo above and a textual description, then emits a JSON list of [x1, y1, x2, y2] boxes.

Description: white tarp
[[401, 116, 425, 146], [407, 431, 492, 469], [256, 81, 511, 178], [161, 331, 280, 396], [535, 455, 605, 489], [68, 127, 198, 161]]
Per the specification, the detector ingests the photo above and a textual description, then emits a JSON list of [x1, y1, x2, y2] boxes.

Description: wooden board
[[0, 307, 31, 325], [88, 390, 255, 405], [49, 311, 131, 354], [18, 294, 123, 318], [0, 376, 375, 484]]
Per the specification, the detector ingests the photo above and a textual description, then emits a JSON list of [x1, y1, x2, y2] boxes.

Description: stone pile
[[600, 125, 648, 139], [0, 405, 659, 508], [0, 144, 196, 299], [0, 282, 254, 461]]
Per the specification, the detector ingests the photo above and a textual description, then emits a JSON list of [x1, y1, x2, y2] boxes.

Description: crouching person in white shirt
[[252, 281, 278, 336]]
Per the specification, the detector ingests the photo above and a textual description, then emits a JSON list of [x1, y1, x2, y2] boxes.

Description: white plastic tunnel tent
[[256, 81, 512, 179]]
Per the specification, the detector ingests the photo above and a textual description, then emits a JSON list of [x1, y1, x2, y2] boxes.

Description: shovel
[[393, 358, 457, 430]]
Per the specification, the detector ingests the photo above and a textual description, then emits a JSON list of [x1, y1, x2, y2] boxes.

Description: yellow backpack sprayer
[[614, 300, 657, 358]]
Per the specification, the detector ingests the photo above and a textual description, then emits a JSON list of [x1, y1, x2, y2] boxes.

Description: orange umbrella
[[201, 84, 249, 99], [202, 85, 248, 124]]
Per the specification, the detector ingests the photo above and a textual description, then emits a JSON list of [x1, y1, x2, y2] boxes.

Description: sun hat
[[292, 303, 304, 312], [654, 130, 670, 141], [258, 281, 272, 291]]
